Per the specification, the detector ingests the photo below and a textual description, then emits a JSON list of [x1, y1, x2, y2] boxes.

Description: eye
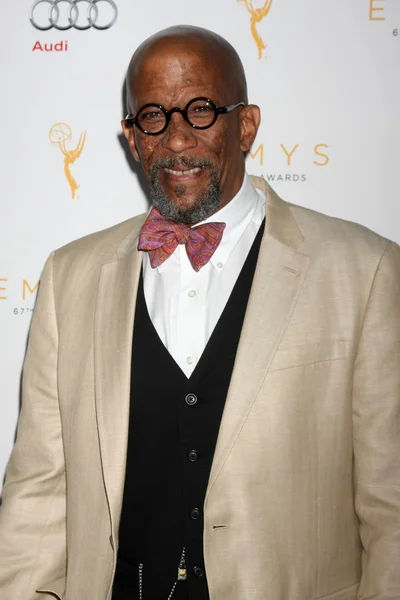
[[192, 104, 213, 113], [140, 109, 164, 121], [188, 101, 215, 125]]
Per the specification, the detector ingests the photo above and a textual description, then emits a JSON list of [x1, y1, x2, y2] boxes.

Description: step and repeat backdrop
[[0, 0, 399, 488]]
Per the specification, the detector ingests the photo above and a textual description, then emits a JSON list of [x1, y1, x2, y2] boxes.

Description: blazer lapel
[[94, 222, 144, 535], [206, 177, 310, 497]]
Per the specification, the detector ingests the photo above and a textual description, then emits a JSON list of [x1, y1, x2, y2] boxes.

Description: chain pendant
[[177, 567, 187, 581], [139, 546, 186, 599]]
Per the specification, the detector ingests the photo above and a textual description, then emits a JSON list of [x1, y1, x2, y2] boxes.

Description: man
[[0, 24, 399, 600]]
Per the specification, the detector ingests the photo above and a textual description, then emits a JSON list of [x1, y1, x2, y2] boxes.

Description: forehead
[[130, 46, 228, 108]]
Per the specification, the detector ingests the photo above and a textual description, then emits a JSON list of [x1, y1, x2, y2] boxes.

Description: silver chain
[[138, 546, 186, 600]]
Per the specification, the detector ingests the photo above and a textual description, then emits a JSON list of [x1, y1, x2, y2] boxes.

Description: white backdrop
[[1, 0, 399, 489]]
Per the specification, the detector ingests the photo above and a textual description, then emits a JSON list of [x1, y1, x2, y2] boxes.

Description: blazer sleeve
[[353, 241, 400, 599], [0, 252, 67, 600]]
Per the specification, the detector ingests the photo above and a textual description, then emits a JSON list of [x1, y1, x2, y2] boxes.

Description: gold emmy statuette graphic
[[237, 0, 273, 59], [49, 123, 86, 199]]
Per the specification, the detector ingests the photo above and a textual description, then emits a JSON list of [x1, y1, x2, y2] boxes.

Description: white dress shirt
[[143, 172, 266, 378]]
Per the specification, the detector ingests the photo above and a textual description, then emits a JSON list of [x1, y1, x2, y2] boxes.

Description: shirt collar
[[196, 172, 261, 270], [152, 172, 261, 273]]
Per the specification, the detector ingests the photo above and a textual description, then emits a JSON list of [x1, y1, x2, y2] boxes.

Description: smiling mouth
[[164, 167, 203, 177]]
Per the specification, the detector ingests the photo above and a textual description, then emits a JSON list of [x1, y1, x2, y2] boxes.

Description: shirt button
[[185, 393, 197, 406], [193, 565, 204, 578], [190, 508, 201, 520], [217, 261, 223, 269], [186, 356, 195, 365], [188, 289, 197, 298], [188, 450, 198, 462]]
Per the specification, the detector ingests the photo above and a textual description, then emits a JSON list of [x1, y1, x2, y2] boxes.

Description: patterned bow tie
[[138, 207, 226, 272]]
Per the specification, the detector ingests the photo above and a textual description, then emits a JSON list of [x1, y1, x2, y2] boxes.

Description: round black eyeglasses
[[124, 97, 245, 136]]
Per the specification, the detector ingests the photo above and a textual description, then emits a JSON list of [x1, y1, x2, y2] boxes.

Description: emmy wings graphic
[[49, 123, 86, 199], [237, 0, 273, 59]]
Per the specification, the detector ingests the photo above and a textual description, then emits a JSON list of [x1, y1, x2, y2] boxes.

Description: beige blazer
[[0, 176, 399, 600]]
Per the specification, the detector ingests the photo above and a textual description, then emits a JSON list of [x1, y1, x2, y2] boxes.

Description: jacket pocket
[[270, 339, 348, 372], [36, 576, 65, 600], [315, 581, 359, 600]]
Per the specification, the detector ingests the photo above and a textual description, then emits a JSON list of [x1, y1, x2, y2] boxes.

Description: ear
[[239, 104, 261, 152], [121, 120, 141, 163]]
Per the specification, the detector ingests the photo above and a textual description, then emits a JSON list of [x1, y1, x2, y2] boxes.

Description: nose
[[161, 111, 197, 153]]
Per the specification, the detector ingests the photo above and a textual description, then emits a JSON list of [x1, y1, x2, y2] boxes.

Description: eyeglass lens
[[137, 99, 216, 133]]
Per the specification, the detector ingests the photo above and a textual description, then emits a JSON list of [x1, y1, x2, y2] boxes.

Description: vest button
[[185, 393, 197, 406], [193, 565, 204, 578], [188, 450, 198, 462], [190, 508, 201, 520]]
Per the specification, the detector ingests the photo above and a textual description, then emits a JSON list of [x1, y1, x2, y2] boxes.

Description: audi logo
[[30, 0, 118, 31]]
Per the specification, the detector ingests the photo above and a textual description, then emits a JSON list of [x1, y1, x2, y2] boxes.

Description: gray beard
[[149, 157, 221, 225]]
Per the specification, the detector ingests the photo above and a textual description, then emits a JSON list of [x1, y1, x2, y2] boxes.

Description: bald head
[[126, 25, 248, 113]]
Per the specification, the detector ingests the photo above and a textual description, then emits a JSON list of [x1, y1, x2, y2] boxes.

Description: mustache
[[150, 156, 215, 173]]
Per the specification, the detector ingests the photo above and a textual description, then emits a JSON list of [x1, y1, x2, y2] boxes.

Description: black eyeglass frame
[[124, 97, 245, 136]]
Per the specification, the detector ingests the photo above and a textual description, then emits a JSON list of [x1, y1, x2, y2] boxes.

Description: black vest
[[113, 220, 265, 600]]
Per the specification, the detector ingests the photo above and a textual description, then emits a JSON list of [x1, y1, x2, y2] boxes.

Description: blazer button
[[193, 565, 204, 578], [185, 393, 197, 406], [190, 508, 201, 520]]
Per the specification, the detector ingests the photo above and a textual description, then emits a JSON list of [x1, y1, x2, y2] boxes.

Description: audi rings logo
[[30, 0, 118, 31]]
